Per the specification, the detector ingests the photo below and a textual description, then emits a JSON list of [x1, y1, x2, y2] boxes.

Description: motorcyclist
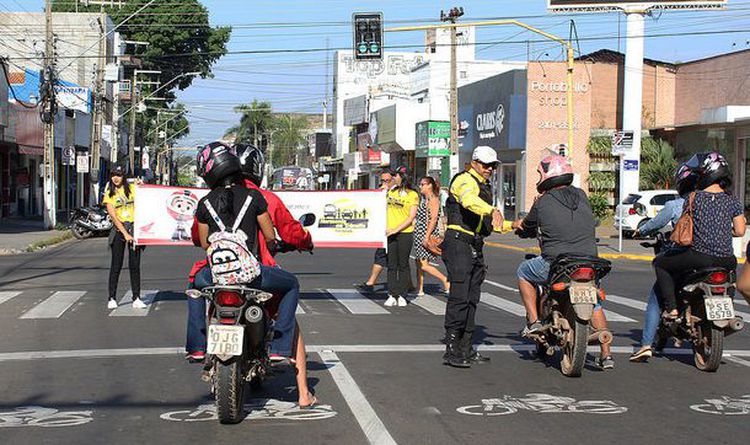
[[512, 154, 614, 369], [629, 162, 697, 362]]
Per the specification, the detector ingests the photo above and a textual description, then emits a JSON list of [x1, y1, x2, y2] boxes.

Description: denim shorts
[[517, 256, 602, 310]]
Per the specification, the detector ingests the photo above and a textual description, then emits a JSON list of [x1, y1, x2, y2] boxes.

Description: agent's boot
[[443, 329, 471, 368], [460, 332, 490, 364]]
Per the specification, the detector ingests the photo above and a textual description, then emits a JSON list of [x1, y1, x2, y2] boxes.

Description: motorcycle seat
[[548, 254, 612, 282]]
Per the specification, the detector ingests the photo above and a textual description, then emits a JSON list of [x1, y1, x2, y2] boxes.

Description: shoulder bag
[[670, 192, 695, 247]]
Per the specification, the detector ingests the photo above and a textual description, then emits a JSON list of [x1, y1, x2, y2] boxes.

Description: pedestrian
[[413, 176, 449, 296], [385, 165, 419, 307], [103, 165, 146, 310], [442, 146, 504, 367], [356, 170, 394, 292]]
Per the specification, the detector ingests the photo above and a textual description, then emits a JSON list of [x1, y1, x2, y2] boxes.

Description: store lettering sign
[[341, 54, 425, 79], [416, 121, 451, 157], [476, 104, 505, 140]]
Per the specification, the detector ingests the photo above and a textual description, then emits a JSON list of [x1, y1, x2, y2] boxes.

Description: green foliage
[[271, 114, 309, 167], [640, 138, 677, 190], [586, 136, 613, 157], [588, 193, 611, 221], [231, 100, 273, 148], [588, 171, 616, 192]]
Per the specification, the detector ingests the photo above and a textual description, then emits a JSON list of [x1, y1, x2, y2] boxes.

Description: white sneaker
[[384, 296, 397, 307], [397, 296, 408, 307], [132, 298, 147, 309], [107, 299, 118, 310]]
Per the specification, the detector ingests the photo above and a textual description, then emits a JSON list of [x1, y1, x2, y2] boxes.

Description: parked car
[[613, 190, 679, 237]]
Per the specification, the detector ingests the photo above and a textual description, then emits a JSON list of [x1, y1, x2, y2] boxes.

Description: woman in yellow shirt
[[102, 165, 146, 310], [385, 166, 419, 307]]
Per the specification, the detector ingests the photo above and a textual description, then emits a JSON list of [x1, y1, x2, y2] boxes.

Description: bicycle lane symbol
[[160, 399, 338, 422], [690, 395, 750, 415], [456, 393, 628, 416], [0, 406, 94, 428]]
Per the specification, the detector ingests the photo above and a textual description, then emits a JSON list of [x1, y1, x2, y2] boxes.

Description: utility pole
[[128, 73, 138, 173], [441, 7, 464, 155], [42, 0, 56, 229], [89, 9, 106, 205]]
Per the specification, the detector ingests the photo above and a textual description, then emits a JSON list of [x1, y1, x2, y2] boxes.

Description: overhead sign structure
[[547, 0, 726, 12], [353, 12, 383, 60], [611, 130, 634, 156]]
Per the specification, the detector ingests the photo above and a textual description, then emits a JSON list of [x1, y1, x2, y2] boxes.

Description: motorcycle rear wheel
[[693, 321, 724, 372], [560, 304, 588, 377], [214, 358, 246, 424], [71, 225, 93, 240]]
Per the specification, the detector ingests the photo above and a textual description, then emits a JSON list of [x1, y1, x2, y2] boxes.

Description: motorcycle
[[69, 205, 113, 239], [642, 232, 744, 372], [188, 213, 316, 424]]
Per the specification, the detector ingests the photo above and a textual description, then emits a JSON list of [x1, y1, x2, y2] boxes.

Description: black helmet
[[196, 141, 240, 188], [674, 162, 699, 197], [686, 152, 731, 190], [234, 144, 265, 185]]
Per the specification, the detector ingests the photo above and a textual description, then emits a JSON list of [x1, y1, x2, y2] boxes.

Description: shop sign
[[623, 159, 639, 171], [415, 121, 451, 158], [54, 85, 91, 113]]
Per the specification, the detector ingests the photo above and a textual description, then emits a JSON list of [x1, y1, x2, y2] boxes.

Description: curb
[[485, 241, 747, 264], [0, 230, 75, 256]]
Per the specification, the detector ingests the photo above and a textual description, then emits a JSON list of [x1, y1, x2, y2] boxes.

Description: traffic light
[[353, 12, 383, 60]]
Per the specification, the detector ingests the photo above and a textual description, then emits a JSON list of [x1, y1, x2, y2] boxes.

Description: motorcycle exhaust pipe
[[725, 316, 744, 336], [244, 305, 266, 354], [588, 330, 613, 345]]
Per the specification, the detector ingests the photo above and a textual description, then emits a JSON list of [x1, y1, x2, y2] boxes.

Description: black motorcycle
[[188, 213, 316, 424], [643, 233, 744, 372], [69, 205, 113, 239]]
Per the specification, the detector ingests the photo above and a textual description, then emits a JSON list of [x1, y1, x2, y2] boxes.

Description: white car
[[614, 190, 680, 236]]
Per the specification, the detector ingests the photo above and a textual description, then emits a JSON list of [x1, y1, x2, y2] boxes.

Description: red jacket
[[188, 180, 313, 280]]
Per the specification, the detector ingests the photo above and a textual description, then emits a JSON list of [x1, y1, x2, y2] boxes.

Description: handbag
[[425, 204, 446, 256], [670, 192, 695, 247]]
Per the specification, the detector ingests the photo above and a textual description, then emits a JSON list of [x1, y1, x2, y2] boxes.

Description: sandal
[[299, 394, 318, 410], [661, 310, 679, 321], [629, 346, 653, 362]]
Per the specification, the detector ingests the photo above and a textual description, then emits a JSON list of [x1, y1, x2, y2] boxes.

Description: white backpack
[[203, 196, 261, 286]]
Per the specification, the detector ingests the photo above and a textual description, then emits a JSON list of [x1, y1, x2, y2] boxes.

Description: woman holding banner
[[103, 165, 146, 310]]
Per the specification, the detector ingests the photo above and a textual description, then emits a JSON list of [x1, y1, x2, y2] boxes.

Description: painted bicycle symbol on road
[[160, 398, 337, 422], [0, 406, 93, 428], [457, 393, 628, 416], [691, 395, 750, 415]]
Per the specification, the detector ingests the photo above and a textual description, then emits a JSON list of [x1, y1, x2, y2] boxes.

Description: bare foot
[[298, 392, 316, 408]]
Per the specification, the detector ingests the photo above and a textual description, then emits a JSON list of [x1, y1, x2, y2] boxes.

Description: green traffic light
[[358, 43, 368, 54], [370, 43, 379, 53]]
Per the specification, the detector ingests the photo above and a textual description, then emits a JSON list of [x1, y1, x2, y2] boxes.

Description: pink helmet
[[536, 154, 573, 193]]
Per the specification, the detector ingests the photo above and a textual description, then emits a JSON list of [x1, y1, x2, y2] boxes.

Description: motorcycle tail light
[[219, 317, 236, 325], [571, 267, 595, 282], [707, 271, 728, 284], [551, 282, 567, 292], [711, 286, 727, 294], [215, 291, 244, 307]]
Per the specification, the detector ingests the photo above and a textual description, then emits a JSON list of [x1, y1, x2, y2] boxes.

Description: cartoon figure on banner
[[166, 189, 199, 241]]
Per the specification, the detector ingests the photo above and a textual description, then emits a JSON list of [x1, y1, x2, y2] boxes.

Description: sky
[[15, 0, 750, 148]]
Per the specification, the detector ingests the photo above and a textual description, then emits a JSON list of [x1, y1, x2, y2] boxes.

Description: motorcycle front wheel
[[693, 320, 724, 372], [560, 303, 589, 377], [71, 224, 93, 240], [214, 357, 246, 424]]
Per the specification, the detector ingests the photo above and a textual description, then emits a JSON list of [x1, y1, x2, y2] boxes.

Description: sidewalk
[[0, 217, 72, 255]]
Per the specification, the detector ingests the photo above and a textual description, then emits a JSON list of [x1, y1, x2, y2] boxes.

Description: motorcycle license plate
[[569, 284, 597, 304], [207, 325, 244, 357], [704, 297, 734, 321]]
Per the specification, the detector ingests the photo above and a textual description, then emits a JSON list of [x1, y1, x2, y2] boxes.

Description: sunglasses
[[478, 161, 498, 170]]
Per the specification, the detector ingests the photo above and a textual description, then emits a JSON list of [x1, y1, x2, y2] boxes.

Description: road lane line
[[606, 294, 648, 311], [319, 350, 396, 445], [735, 299, 749, 307], [296, 304, 306, 315], [485, 280, 519, 293], [0, 291, 21, 306], [480, 292, 526, 317], [602, 310, 637, 323], [725, 355, 750, 368], [326, 289, 389, 315], [1, 345, 750, 362], [109, 290, 159, 317], [19, 291, 86, 319], [409, 294, 446, 315]]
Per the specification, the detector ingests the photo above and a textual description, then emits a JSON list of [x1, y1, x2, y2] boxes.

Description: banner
[[134, 185, 386, 248]]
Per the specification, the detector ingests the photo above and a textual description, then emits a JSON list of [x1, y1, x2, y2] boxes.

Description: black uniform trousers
[[442, 230, 486, 336]]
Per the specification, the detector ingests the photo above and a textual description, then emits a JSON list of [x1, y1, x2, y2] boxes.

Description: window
[[650, 194, 678, 206], [622, 194, 641, 205]]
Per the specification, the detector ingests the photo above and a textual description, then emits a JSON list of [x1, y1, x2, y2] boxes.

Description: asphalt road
[[0, 239, 748, 444]]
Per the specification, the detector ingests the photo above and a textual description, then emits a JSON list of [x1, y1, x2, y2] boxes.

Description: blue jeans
[[640, 285, 661, 347], [186, 265, 300, 357]]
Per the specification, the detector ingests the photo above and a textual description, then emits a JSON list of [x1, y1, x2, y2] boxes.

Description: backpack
[[203, 195, 261, 286]]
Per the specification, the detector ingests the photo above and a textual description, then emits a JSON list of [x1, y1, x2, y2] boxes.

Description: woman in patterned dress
[[413, 176, 449, 296]]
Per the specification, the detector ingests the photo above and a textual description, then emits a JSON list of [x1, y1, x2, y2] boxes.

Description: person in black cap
[[384, 165, 419, 307], [103, 165, 146, 310]]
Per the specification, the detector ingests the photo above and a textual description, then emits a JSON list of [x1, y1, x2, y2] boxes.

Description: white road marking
[[602, 310, 636, 323], [1, 344, 750, 362], [735, 299, 749, 307], [0, 291, 21, 306], [485, 280, 519, 293], [326, 289, 389, 315], [480, 292, 526, 317], [606, 294, 648, 311], [319, 350, 396, 445], [19, 291, 86, 319], [109, 290, 159, 317], [725, 355, 750, 368], [409, 294, 446, 315], [296, 304, 306, 315]]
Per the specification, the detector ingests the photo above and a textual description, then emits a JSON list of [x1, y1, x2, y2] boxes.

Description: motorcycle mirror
[[299, 213, 316, 227]]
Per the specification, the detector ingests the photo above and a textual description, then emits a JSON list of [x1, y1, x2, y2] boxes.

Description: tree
[[640, 138, 677, 190], [272, 113, 309, 167], [231, 100, 273, 148]]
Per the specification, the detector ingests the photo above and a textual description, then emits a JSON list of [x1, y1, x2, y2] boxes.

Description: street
[[0, 240, 748, 444]]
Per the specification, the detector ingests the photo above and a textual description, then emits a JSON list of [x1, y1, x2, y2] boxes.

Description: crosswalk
[[1, 283, 748, 325]]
